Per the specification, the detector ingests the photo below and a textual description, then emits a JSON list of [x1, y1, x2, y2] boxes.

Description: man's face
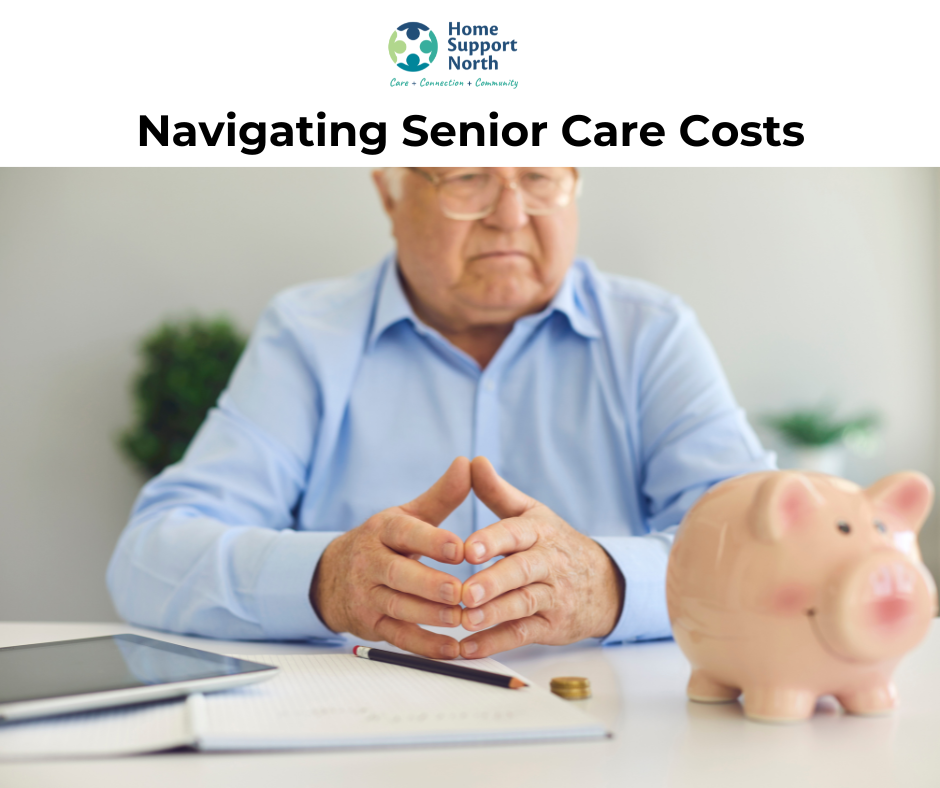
[[374, 167, 579, 332]]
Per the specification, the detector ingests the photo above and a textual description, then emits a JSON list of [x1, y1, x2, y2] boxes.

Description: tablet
[[0, 634, 278, 723]]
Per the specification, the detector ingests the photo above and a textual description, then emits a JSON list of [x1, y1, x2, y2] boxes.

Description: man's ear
[[750, 472, 825, 544], [372, 169, 398, 217], [866, 472, 934, 535]]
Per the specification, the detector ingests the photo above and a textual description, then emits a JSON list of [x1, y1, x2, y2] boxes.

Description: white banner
[[2, 0, 938, 165]]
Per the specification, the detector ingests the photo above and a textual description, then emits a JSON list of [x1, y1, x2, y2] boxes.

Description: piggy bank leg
[[837, 683, 898, 716], [687, 670, 740, 703], [743, 687, 817, 722]]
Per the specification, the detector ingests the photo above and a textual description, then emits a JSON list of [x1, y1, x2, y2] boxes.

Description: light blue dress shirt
[[107, 255, 774, 645]]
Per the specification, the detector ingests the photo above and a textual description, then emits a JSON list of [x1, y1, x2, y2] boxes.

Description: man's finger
[[459, 616, 548, 659], [461, 549, 550, 608], [374, 553, 463, 605], [370, 586, 461, 627], [380, 513, 464, 564], [400, 456, 472, 526], [464, 514, 538, 565], [373, 617, 460, 659], [470, 456, 535, 520], [461, 582, 554, 631]]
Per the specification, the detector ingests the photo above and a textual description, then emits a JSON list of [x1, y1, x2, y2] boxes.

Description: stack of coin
[[550, 676, 591, 700]]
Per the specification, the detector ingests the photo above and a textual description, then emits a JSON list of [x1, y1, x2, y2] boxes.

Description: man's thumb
[[401, 456, 472, 526], [470, 456, 533, 520]]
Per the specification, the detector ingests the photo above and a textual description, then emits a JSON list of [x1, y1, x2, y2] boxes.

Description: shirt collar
[[367, 256, 418, 351], [541, 260, 602, 339], [367, 255, 601, 351]]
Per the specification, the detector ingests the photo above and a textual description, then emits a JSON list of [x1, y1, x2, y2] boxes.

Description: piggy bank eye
[[837, 522, 852, 535], [874, 520, 888, 534]]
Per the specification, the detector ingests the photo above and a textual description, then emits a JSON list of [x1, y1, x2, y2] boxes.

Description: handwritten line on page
[[0, 654, 608, 760]]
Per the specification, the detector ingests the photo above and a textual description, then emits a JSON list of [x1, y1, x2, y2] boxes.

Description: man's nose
[[481, 181, 529, 230]]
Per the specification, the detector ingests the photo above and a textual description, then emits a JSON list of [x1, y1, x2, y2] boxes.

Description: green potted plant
[[762, 405, 880, 476], [120, 316, 247, 477]]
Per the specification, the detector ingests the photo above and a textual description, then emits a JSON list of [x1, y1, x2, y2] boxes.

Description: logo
[[388, 22, 438, 72]]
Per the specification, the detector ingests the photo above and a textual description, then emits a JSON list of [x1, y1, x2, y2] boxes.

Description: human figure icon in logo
[[388, 31, 407, 64], [388, 22, 438, 72]]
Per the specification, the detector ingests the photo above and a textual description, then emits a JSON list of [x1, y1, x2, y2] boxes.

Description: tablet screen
[[0, 634, 273, 705]]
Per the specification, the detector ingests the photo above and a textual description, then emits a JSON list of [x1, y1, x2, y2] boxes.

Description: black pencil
[[353, 645, 527, 689]]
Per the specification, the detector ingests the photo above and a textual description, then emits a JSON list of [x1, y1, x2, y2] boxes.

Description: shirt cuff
[[254, 529, 347, 642], [592, 535, 674, 643]]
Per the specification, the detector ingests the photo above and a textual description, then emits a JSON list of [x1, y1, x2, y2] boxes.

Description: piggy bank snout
[[814, 553, 935, 663]]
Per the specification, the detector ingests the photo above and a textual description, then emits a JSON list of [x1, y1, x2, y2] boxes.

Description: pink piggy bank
[[666, 470, 937, 722]]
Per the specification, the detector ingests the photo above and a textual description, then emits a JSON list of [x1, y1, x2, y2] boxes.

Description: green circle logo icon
[[389, 22, 437, 72]]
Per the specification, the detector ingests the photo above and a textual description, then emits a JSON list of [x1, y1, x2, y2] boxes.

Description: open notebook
[[0, 653, 608, 759]]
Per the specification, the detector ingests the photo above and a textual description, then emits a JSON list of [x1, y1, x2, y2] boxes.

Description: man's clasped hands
[[310, 457, 625, 660]]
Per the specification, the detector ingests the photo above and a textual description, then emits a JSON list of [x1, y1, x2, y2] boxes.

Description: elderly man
[[108, 167, 773, 659]]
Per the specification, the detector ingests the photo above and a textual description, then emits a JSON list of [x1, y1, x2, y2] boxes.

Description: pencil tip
[[509, 677, 527, 689]]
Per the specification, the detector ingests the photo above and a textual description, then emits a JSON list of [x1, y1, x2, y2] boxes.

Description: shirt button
[[483, 380, 496, 392]]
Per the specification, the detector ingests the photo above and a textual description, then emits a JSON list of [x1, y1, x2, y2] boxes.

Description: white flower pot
[[787, 445, 846, 477]]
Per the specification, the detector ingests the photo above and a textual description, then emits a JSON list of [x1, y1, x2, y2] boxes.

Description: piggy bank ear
[[751, 472, 824, 544], [866, 471, 934, 535]]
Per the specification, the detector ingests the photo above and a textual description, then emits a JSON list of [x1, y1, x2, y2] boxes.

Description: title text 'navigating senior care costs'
[[139, 113, 804, 156]]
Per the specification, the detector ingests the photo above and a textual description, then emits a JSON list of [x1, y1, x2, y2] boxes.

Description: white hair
[[379, 167, 406, 201]]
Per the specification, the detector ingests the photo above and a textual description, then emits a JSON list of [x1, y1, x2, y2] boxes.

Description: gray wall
[[0, 168, 936, 622]]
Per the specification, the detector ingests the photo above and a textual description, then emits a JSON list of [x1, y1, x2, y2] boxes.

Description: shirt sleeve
[[107, 296, 343, 642], [595, 297, 775, 644]]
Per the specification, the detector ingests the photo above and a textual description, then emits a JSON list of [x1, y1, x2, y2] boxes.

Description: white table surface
[[0, 620, 938, 788]]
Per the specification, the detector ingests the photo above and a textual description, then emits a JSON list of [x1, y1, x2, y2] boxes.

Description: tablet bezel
[[0, 634, 279, 723]]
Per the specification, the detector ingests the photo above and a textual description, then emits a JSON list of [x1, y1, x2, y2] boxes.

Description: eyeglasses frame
[[406, 167, 579, 221]]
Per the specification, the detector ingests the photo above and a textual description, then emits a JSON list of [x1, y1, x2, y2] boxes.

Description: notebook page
[[0, 697, 191, 760], [199, 654, 607, 749]]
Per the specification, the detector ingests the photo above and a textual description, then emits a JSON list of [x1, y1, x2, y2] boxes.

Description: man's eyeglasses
[[408, 167, 578, 221]]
